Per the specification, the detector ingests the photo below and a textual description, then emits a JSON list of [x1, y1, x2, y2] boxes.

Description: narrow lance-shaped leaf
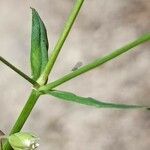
[[31, 8, 49, 81], [46, 90, 149, 110]]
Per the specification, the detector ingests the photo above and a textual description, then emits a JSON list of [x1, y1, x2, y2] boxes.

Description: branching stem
[[39, 34, 150, 92], [0, 56, 38, 87], [2, 0, 150, 149], [37, 0, 85, 84], [3, 1, 85, 150]]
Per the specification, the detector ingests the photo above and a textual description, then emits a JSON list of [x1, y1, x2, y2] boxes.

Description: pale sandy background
[[0, 0, 150, 150]]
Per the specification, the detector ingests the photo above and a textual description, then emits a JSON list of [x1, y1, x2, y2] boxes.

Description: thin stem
[[39, 34, 150, 92], [3, 90, 40, 150], [0, 56, 39, 87], [37, 0, 85, 84], [3, 2, 85, 149]]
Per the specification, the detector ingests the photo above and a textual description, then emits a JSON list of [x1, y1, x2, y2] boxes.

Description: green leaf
[[31, 8, 49, 81], [47, 90, 149, 110]]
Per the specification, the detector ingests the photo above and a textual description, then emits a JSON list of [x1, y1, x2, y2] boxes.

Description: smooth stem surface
[[39, 34, 150, 92], [38, 0, 85, 84], [3, 2, 85, 149], [3, 90, 40, 150], [0, 56, 38, 86]]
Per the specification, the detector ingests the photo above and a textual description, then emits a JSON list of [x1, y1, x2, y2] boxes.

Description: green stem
[[3, 2, 86, 149], [0, 56, 39, 87], [39, 34, 150, 92], [3, 90, 40, 150], [37, 0, 85, 84]]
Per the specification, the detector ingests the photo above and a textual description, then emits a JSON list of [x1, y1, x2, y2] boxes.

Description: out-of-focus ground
[[0, 0, 150, 150]]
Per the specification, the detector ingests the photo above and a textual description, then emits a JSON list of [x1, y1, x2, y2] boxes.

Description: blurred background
[[0, 0, 150, 149]]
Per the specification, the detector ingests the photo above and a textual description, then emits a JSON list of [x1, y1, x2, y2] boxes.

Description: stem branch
[[3, 1, 86, 149], [39, 34, 150, 91], [38, 0, 85, 84], [0, 56, 38, 86]]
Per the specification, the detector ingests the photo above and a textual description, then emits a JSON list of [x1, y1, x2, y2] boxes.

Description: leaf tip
[[30, 7, 35, 11], [30, 7, 39, 17]]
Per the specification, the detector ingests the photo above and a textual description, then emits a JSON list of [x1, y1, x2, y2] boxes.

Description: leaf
[[31, 8, 49, 81], [47, 90, 149, 110]]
